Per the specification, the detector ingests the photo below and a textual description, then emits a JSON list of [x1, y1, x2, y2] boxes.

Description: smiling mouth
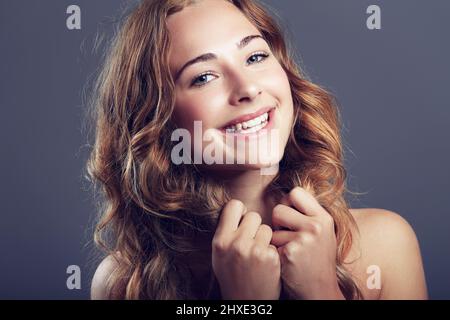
[[220, 107, 275, 135]]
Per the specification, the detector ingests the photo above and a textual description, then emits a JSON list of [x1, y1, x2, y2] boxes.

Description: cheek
[[267, 66, 294, 142], [265, 66, 294, 113], [261, 62, 292, 103], [273, 68, 292, 102], [173, 102, 213, 132], [174, 88, 228, 131]]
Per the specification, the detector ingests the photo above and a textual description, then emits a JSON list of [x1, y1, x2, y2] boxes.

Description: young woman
[[87, 0, 427, 300]]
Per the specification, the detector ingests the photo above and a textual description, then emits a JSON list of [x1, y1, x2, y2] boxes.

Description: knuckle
[[283, 242, 300, 261], [259, 224, 273, 236], [212, 238, 228, 253], [299, 232, 313, 244], [246, 211, 262, 224], [250, 245, 264, 259], [308, 220, 323, 235], [228, 199, 246, 212], [230, 240, 246, 256]]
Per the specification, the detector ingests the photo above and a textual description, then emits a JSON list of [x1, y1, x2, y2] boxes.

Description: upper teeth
[[225, 112, 269, 132]]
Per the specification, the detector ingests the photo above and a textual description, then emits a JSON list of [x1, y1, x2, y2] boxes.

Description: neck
[[210, 166, 280, 227]]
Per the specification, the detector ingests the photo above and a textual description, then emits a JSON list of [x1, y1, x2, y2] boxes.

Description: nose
[[228, 70, 262, 106]]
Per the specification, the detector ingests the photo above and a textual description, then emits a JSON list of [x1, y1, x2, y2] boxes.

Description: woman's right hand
[[211, 199, 281, 300]]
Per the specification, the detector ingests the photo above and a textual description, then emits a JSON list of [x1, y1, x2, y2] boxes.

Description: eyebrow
[[174, 34, 266, 82]]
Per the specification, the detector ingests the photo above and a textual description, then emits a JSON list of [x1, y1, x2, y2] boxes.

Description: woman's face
[[167, 0, 294, 172]]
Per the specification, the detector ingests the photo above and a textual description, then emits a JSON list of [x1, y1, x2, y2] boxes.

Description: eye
[[190, 72, 216, 88], [246, 51, 270, 65], [190, 51, 270, 87]]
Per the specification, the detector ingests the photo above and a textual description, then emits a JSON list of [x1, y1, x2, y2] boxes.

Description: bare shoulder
[[91, 254, 120, 300], [350, 208, 418, 243], [347, 208, 428, 299]]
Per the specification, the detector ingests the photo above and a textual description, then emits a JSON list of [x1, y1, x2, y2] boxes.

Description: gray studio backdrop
[[0, 0, 449, 299]]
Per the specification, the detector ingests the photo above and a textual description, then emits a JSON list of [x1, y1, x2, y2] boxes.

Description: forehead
[[166, 0, 260, 70]]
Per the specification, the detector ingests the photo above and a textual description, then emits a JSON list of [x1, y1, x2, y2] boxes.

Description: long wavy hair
[[85, 0, 363, 299]]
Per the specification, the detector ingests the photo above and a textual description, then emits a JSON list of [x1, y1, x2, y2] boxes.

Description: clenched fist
[[212, 199, 282, 300], [271, 187, 345, 299]]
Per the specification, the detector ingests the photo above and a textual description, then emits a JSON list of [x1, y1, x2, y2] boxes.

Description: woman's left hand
[[271, 187, 345, 300]]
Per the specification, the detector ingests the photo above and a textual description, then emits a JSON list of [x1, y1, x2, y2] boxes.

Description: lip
[[220, 106, 275, 129], [219, 107, 276, 140]]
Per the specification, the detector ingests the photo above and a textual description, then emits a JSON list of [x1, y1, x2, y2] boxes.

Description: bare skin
[[91, 198, 428, 300], [344, 207, 428, 299], [208, 187, 427, 300], [91, 0, 428, 300]]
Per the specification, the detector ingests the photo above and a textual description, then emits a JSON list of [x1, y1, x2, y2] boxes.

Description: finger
[[270, 230, 297, 247], [254, 224, 273, 245], [215, 199, 246, 238], [267, 244, 281, 261], [236, 211, 262, 239], [288, 187, 327, 217], [272, 204, 309, 231], [276, 194, 299, 231]]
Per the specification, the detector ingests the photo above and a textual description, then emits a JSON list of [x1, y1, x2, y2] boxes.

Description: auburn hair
[[85, 0, 363, 299]]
